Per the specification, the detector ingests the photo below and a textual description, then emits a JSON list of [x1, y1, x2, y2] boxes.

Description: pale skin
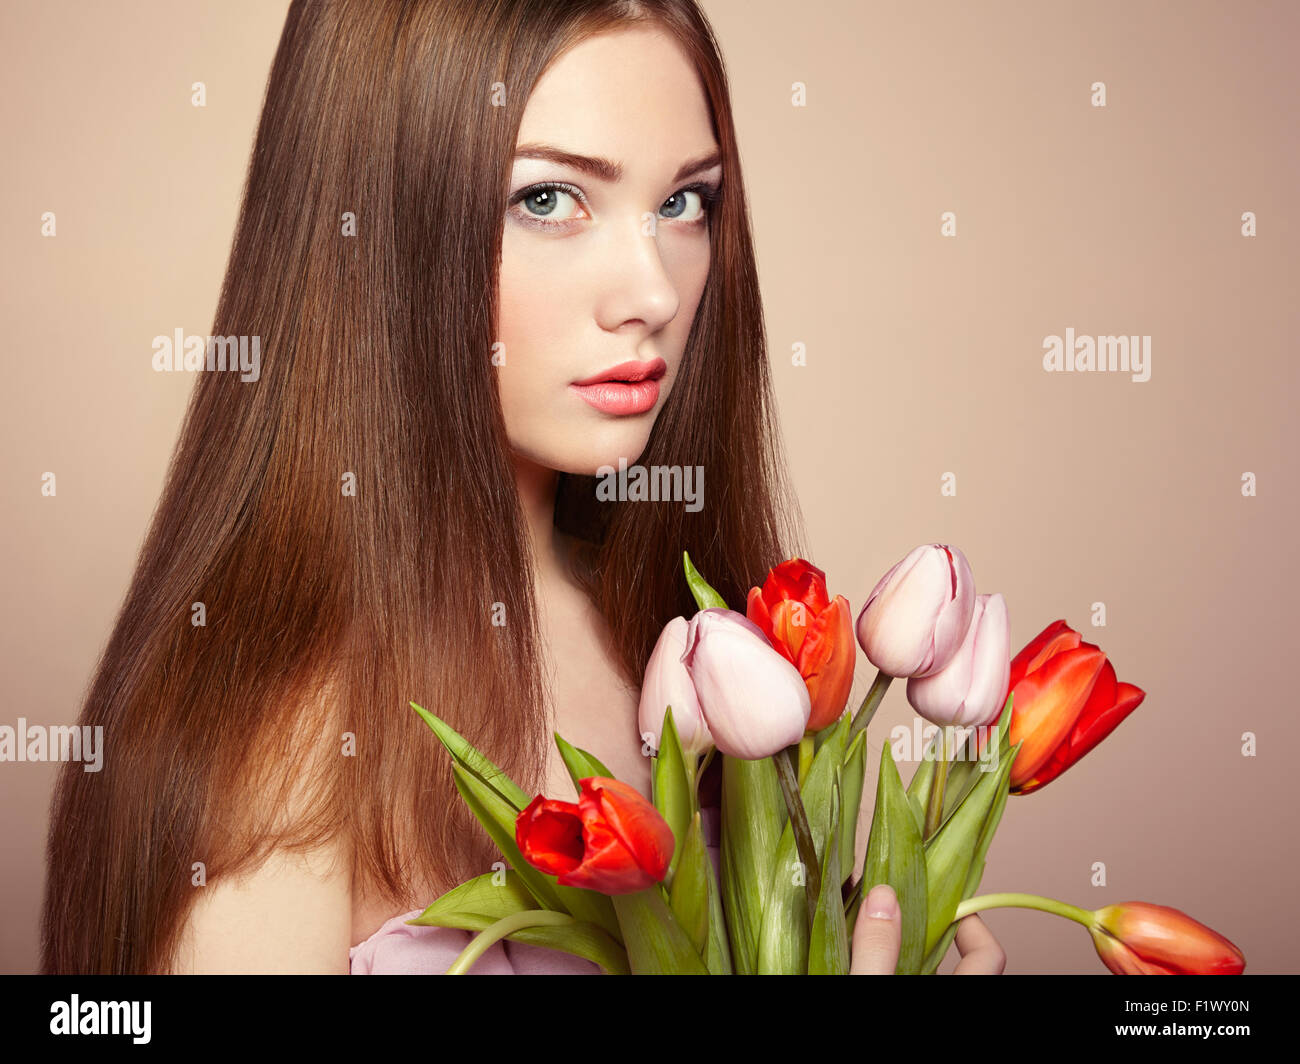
[[171, 26, 1003, 975]]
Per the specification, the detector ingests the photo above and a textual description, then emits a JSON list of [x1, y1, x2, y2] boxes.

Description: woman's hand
[[850, 884, 1006, 975]]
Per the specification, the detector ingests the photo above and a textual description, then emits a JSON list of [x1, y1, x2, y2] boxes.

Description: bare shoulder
[[169, 835, 352, 974], [167, 670, 353, 974]]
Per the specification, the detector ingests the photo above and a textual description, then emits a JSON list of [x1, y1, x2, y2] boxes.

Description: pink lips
[[570, 357, 667, 415]]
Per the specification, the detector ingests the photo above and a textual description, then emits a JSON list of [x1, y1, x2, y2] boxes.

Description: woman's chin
[[530, 433, 655, 477]]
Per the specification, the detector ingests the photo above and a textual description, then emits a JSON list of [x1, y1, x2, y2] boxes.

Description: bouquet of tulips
[[411, 544, 1246, 975]]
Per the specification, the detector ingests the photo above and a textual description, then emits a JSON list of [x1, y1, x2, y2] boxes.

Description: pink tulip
[[681, 608, 811, 760], [907, 593, 1010, 728], [855, 544, 976, 678], [638, 617, 713, 759]]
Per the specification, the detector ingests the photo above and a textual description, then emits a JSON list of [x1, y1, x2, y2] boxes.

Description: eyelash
[[508, 180, 722, 229]]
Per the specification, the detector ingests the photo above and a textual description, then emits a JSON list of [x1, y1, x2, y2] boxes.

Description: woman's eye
[[660, 188, 706, 222], [514, 184, 586, 223]]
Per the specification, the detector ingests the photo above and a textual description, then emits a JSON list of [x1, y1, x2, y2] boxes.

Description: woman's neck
[[511, 452, 575, 595]]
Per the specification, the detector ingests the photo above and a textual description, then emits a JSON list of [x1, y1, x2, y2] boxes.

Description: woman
[[41, 0, 1003, 975]]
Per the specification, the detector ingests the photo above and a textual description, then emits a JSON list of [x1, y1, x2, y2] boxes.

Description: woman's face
[[496, 26, 720, 475]]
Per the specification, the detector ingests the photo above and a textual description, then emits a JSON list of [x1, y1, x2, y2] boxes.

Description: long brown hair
[[41, 0, 803, 974]]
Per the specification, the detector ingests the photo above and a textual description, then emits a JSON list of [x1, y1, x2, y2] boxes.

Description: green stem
[[444, 910, 575, 974], [773, 746, 820, 931], [923, 726, 950, 839], [848, 670, 892, 742], [954, 892, 1096, 928]]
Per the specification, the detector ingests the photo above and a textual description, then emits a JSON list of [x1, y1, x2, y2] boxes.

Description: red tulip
[[985, 620, 1145, 794], [1090, 902, 1246, 975], [515, 776, 674, 895], [746, 558, 855, 732]]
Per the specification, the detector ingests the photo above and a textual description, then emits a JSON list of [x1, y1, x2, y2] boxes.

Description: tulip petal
[[1015, 666, 1145, 794], [1091, 930, 1177, 974], [769, 599, 808, 663], [516, 797, 585, 877], [1006, 620, 1081, 694], [923, 546, 977, 678], [908, 594, 1009, 729], [639, 617, 712, 760], [762, 557, 831, 615], [563, 819, 655, 894], [585, 777, 675, 884], [797, 596, 856, 731], [1007, 647, 1107, 785], [745, 587, 781, 654]]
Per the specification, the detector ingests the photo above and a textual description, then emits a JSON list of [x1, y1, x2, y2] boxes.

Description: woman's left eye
[[660, 184, 718, 223]]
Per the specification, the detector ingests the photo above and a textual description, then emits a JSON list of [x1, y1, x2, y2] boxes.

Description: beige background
[[2, 0, 1296, 974]]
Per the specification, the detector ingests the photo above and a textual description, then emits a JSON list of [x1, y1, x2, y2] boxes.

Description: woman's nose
[[592, 216, 682, 335]]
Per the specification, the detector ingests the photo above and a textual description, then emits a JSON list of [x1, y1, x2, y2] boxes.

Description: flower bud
[[907, 593, 1009, 728], [746, 558, 855, 732], [1090, 902, 1245, 975], [681, 608, 811, 759], [856, 543, 975, 678], [516, 777, 675, 895]]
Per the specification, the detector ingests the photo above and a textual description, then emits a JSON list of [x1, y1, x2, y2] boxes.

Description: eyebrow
[[513, 144, 722, 184]]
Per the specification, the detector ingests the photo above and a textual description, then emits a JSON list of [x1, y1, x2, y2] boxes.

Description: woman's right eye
[[509, 183, 590, 226]]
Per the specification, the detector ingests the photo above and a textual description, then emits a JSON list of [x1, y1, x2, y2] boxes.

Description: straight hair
[[42, 0, 803, 974]]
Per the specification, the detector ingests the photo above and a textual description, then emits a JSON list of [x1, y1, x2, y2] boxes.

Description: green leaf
[[497, 922, 630, 975], [409, 869, 536, 926], [920, 738, 1019, 966], [756, 713, 853, 973], [651, 705, 693, 881], [411, 702, 531, 811], [808, 774, 851, 974], [920, 737, 1020, 975], [683, 551, 728, 610], [838, 729, 868, 886], [702, 831, 733, 974], [719, 754, 785, 974], [857, 739, 928, 974], [611, 887, 709, 974], [444, 914, 629, 975], [553, 733, 614, 789], [552, 887, 623, 944], [756, 821, 809, 973], [905, 728, 941, 835], [449, 763, 621, 941], [668, 812, 710, 955]]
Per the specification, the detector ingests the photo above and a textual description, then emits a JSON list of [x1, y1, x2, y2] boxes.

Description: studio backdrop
[[1, 0, 1296, 974]]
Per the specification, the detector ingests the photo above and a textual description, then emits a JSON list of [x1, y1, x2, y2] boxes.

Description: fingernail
[[864, 884, 898, 919]]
